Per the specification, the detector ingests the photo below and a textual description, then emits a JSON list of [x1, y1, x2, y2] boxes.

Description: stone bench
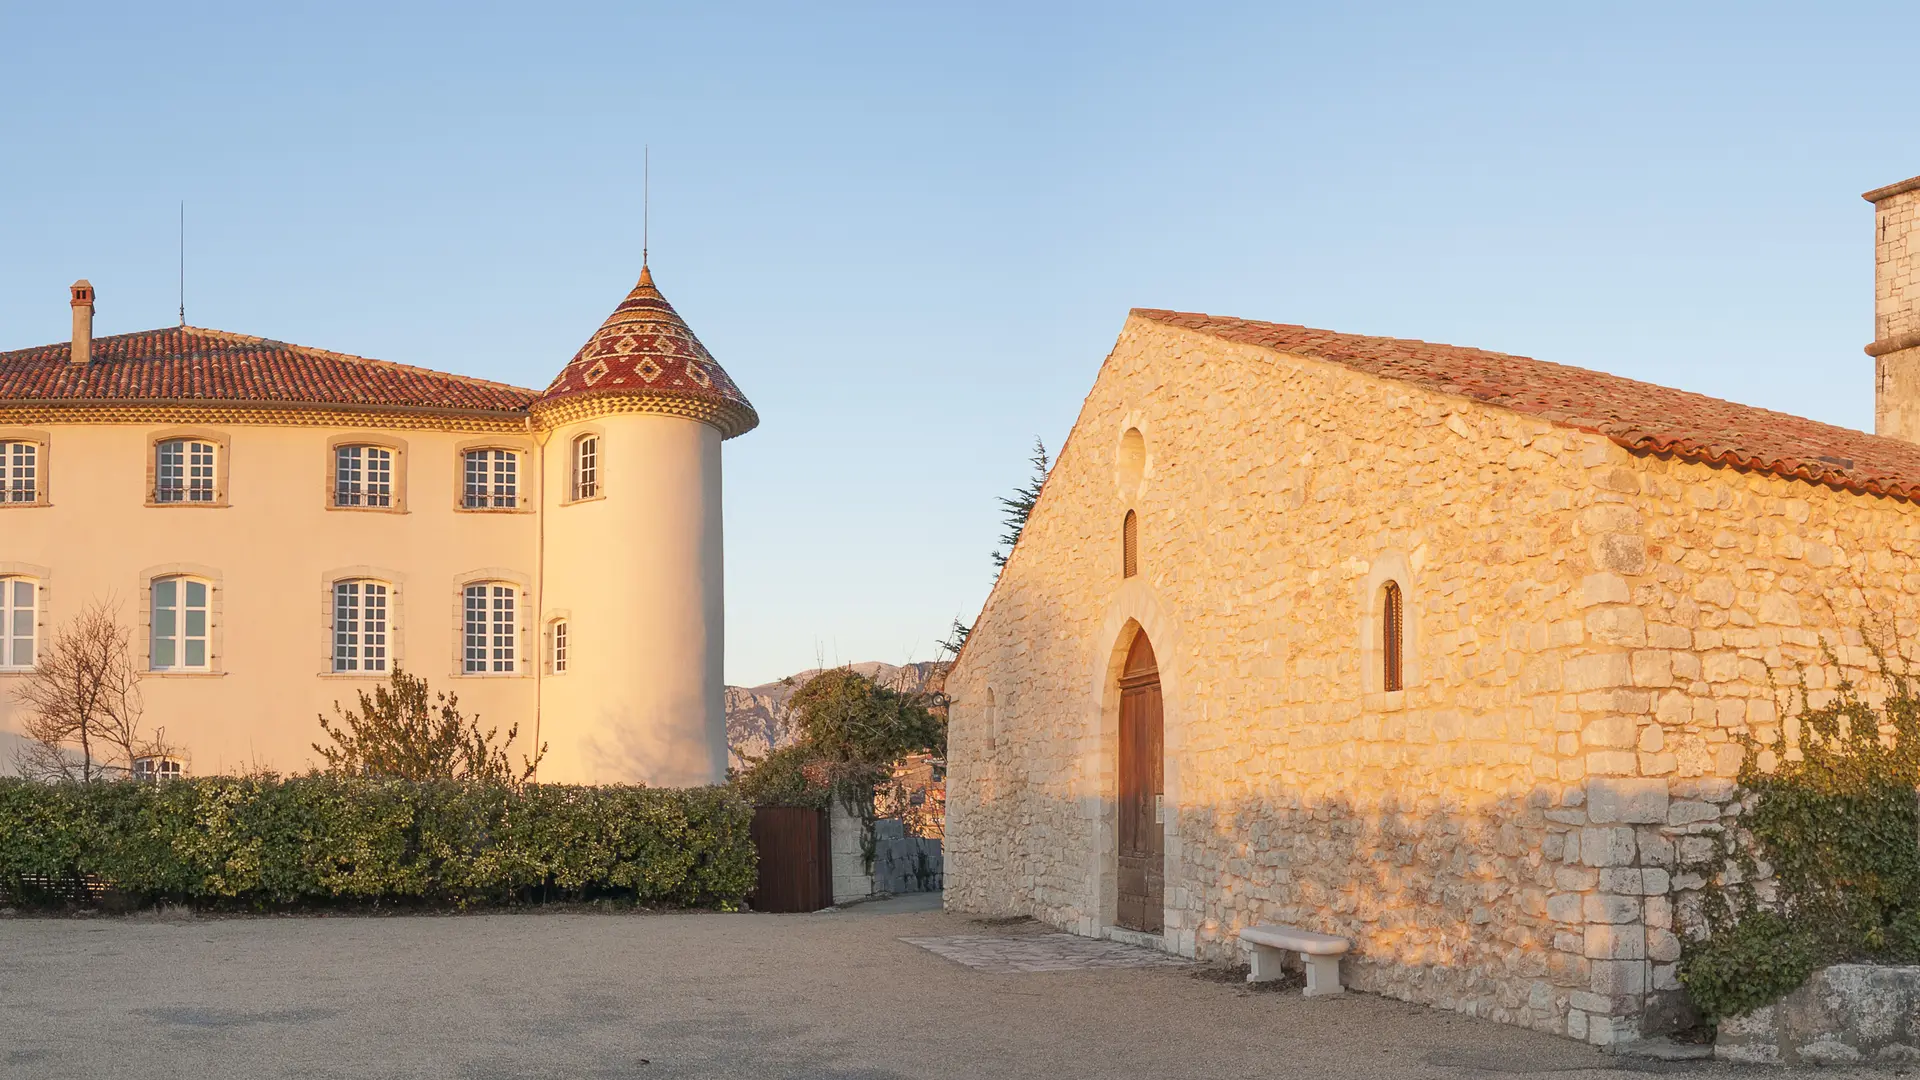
[[1240, 924, 1351, 997]]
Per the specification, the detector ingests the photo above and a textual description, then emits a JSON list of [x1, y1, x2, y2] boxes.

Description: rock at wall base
[[1715, 964, 1920, 1065]]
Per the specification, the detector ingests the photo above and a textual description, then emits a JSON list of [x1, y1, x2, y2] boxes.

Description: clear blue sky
[[3, 3, 1916, 686]]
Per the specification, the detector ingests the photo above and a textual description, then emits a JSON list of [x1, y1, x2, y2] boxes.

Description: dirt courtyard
[[0, 895, 1856, 1079]]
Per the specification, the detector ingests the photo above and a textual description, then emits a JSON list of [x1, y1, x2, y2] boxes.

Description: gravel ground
[[0, 896, 1869, 1079]]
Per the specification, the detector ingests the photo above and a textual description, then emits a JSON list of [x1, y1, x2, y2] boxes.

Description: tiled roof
[[537, 266, 758, 438], [0, 326, 538, 414], [1136, 309, 1920, 502]]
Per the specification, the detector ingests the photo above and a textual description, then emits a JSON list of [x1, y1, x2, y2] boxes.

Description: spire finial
[[178, 200, 186, 326], [643, 145, 649, 268]]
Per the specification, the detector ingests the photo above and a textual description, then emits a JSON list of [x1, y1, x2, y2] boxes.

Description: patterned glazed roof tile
[[0, 326, 538, 413], [537, 266, 758, 438], [1136, 308, 1920, 502]]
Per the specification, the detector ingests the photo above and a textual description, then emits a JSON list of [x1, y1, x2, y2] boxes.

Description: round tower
[[532, 265, 757, 786]]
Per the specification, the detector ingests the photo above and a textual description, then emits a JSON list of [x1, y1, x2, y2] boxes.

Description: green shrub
[[0, 776, 754, 911], [729, 744, 833, 810], [1680, 646, 1920, 1019]]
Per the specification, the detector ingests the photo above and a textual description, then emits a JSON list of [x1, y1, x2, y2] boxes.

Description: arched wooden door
[[1117, 631, 1164, 933]]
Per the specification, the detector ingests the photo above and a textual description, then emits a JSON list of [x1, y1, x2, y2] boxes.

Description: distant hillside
[[725, 661, 947, 769]]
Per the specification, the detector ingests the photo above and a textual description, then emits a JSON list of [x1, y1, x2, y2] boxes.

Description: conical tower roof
[[534, 266, 757, 437]]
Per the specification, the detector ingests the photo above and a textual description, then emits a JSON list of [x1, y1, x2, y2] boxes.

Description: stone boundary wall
[[872, 819, 943, 894], [946, 317, 1920, 1045]]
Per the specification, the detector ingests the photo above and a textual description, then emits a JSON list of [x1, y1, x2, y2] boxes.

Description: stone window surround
[[138, 563, 225, 677], [320, 567, 407, 677], [454, 436, 536, 514], [0, 562, 51, 677], [326, 433, 410, 514], [564, 425, 606, 506], [133, 755, 186, 779], [543, 608, 572, 675], [146, 428, 230, 509], [452, 568, 532, 678], [0, 429, 52, 508], [1359, 550, 1421, 709], [1086, 580, 1190, 954], [1114, 413, 1153, 502]]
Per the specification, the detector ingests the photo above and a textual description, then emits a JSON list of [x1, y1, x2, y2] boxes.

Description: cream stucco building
[[945, 174, 1920, 1044], [0, 265, 755, 786]]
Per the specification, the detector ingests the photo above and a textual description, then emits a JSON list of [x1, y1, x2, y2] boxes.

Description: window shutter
[[1122, 510, 1138, 579]]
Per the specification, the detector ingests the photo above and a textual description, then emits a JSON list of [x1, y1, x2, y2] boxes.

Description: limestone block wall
[[830, 801, 874, 905], [945, 316, 1920, 1045]]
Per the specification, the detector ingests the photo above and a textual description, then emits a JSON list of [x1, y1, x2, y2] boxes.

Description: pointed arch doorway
[[1117, 630, 1164, 933]]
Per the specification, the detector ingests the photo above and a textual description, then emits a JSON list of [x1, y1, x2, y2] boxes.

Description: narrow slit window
[[1122, 509, 1138, 579], [573, 436, 598, 500], [1383, 581, 1404, 692]]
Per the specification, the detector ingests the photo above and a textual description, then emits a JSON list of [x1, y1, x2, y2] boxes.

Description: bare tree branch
[[13, 600, 155, 781]]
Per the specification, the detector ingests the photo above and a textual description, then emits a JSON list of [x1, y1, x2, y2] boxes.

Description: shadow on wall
[[952, 776, 1728, 1040], [581, 704, 724, 787], [872, 817, 943, 894], [0, 728, 23, 777]]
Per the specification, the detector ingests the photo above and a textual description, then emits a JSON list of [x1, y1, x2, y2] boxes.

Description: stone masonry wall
[[945, 315, 1920, 1046]]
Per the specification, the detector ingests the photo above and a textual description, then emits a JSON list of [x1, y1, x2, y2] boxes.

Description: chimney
[[69, 280, 94, 365]]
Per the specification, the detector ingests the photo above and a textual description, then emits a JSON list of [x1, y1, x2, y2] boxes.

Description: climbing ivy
[[1680, 642, 1920, 1019]]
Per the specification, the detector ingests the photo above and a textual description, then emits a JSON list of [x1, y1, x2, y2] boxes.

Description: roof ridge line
[[170, 325, 540, 398], [1130, 308, 1889, 449]]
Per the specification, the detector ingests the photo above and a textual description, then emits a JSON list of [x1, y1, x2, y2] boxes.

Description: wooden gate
[[750, 805, 832, 913], [1117, 632, 1164, 933]]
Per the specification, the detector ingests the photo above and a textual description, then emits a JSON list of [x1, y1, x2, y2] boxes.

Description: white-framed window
[[0, 576, 36, 670], [550, 619, 569, 674], [335, 445, 394, 508], [151, 577, 211, 671], [462, 449, 517, 509], [156, 439, 217, 503], [332, 580, 390, 673], [462, 582, 516, 673], [572, 435, 598, 501], [1, 442, 38, 503], [133, 756, 183, 780]]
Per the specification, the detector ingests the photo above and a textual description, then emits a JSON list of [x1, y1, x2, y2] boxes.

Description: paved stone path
[[899, 932, 1195, 972]]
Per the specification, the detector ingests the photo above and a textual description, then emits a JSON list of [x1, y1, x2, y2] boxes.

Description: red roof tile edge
[[0, 325, 540, 414], [1133, 308, 1920, 504]]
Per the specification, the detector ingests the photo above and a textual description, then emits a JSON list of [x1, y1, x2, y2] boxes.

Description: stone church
[[0, 264, 754, 786], [944, 173, 1920, 1044]]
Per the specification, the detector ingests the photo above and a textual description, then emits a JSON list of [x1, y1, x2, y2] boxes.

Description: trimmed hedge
[[0, 777, 756, 910]]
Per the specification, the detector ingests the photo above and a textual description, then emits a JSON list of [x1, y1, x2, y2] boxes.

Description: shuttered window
[[1383, 581, 1404, 692], [1122, 510, 1138, 579]]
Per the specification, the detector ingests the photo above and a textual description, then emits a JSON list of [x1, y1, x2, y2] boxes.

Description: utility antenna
[[643, 145, 650, 267], [177, 201, 186, 326]]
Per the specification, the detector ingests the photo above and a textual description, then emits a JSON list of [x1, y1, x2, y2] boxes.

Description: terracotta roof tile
[[538, 266, 757, 438], [0, 326, 538, 414], [1136, 308, 1920, 502]]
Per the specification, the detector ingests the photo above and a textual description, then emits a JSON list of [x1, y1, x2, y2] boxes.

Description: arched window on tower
[[1122, 510, 1138, 579], [1382, 581, 1404, 692]]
